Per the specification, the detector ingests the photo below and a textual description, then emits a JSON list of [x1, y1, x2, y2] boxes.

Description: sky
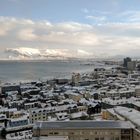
[[1, 0, 140, 59]]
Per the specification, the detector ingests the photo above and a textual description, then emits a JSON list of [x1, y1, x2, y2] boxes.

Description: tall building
[[123, 57, 131, 68], [71, 73, 81, 86], [127, 61, 136, 71]]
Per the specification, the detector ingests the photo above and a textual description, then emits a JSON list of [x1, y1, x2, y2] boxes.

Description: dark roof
[[35, 120, 134, 129]]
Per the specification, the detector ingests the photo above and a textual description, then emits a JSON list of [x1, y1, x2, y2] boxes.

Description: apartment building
[[33, 120, 134, 140], [29, 104, 79, 123]]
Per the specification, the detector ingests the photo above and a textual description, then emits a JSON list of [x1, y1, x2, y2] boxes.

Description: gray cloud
[[0, 16, 140, 59]]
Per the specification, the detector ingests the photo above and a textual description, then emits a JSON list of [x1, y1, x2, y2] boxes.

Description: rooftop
[[114, 106, 140, 127], [35, 120, 134, 129], [33, 136, 68, 140]]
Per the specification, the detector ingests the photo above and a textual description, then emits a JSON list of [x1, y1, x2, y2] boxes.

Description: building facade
[[33, 121, 134, 140]]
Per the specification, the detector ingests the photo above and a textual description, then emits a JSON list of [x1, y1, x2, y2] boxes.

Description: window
[[42, 134, 48, 136], [121, 129, 130, 134], [54, 132, 59, 135], [110, 137, 114, 140], [115, 137, 119, 140], [49, 132, 53, 135], [110, 132, 114, 135], [95, 131, 97, 135], [121, 136, 130, 140], [69, 132, 74, 135]]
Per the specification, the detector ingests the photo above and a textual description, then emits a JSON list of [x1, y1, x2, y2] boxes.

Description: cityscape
[[0, 58, 140, 140], [0, 0, 140, 140]]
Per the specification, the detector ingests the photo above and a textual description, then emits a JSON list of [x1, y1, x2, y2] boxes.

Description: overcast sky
[[0, 0, 140, 59]]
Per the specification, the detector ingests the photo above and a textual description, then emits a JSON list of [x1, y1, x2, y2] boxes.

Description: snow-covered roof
[[114, 106, 140, 127], [30, 104, 77, 114], [10, 115, 28, 122], [70, 111, 88, 119], [102, 97, 140, 105]]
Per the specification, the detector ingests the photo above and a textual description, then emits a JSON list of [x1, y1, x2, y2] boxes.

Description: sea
[[0, 60, 107, 83]]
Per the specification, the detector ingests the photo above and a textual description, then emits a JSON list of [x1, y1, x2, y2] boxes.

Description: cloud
[[86, 15, 107, 22], [77, 49, 92, 57], [1, 16, 140, 59], [40, 32, 99, 46], [56, 22, 92, 32], [0, 17, 16, 36], [92, 10, 111, 15], [85, 10, 140, 24], [82, 8, 89, 13], [118, 10, 140, 23], [0, 27, 9, 36], [128, 12, 140, 22], [15, 20, 99, 46], [18, 28, 38, 41]]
